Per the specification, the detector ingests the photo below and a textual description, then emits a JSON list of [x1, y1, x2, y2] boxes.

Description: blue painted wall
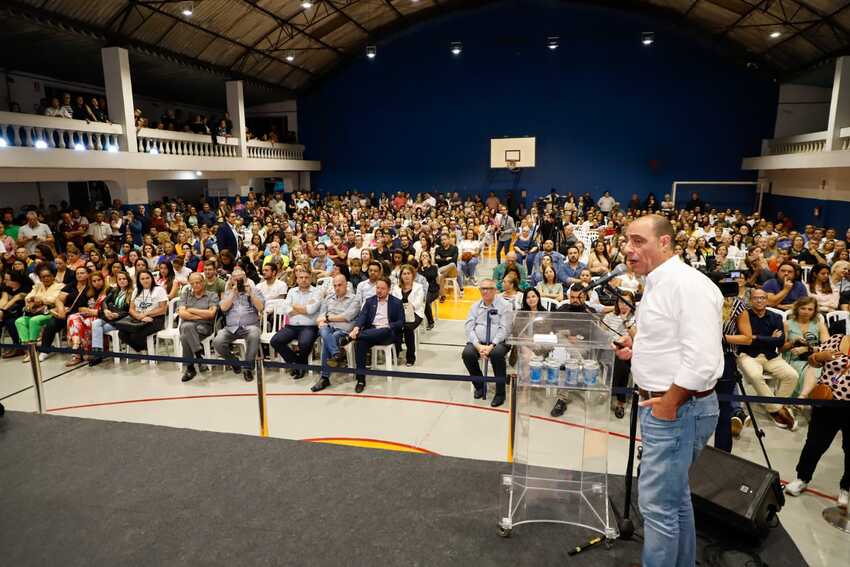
[[299, 0, 778, 211], [763, 193, 850, 233]]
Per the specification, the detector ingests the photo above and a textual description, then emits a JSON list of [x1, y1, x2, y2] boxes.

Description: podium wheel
[[497, 526, 512, 538]]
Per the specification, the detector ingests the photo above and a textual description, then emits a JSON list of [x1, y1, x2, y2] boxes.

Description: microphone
[[580, 264, 627, 292]]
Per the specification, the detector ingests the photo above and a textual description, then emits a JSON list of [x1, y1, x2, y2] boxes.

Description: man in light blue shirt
[[213, 267, 265, 382], [271, 268, 322, 380], [462, 279, 511, 407], [312, 274, 360, 392]]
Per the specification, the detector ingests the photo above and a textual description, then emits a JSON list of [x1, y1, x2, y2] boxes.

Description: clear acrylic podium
[[499, 311, 619, 544]]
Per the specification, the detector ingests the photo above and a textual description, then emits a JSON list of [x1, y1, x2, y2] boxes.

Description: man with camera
[[213, 266, 265, 382]]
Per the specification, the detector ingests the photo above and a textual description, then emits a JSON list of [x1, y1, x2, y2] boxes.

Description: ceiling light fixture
[[34, 140, 48, 149], [451, 41, 462, 56], [74, 143, 86, 151], [301, 1, 313, 8], [366, 45, 376, 59], [181, 1, 193, 17], [547, 36, 559, 50], [769, 31, 782, 39], [107, 144, 119, 152], [195, 171, 203, 177], [149, 147, 160, 155], [641, 31, 654, 46], [286, 54, 295, 62], [0, 138, 7, 148]]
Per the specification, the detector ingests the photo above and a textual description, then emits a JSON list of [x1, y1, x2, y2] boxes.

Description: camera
[[708, 271, 744, 298]]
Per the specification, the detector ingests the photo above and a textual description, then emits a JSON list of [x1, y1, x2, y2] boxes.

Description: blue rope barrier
[[5, 340, 849, 406]]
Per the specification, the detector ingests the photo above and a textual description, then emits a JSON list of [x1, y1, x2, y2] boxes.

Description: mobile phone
[[730, 271, 741, 279]]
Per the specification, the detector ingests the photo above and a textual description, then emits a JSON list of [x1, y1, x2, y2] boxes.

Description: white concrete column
[[106, 179, 148, 205], [101, 47, 137, 153], [826, 56, 850, 151], [226, 80, 248, 158]]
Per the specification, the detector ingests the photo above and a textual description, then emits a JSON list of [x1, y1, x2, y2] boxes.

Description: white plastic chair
[[154, 297, 182, 368], [371, 344, 397, 382], [539, 297, 557, 312], [443, 277, 460, 301]]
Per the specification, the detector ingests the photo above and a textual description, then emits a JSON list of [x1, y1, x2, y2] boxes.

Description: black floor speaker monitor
[[689, 446, 785, 536]]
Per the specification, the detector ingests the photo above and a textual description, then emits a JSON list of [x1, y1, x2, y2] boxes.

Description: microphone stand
[[482, 309, 494, 400], [598, 281, 637, 540]]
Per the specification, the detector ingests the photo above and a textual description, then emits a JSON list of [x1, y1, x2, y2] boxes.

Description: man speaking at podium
[[614, 215, 723, 567]]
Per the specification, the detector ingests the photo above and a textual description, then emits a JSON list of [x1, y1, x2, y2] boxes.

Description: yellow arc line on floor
[[305, 437, 435, 454]]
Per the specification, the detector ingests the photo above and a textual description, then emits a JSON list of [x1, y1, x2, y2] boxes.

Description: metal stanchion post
[[255, 355, 269, 437], [507, 374, 517, 463], [27, 342, 46, 414]]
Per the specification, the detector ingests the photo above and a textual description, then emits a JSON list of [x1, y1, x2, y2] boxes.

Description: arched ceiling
[[3, 0, 850, 97]]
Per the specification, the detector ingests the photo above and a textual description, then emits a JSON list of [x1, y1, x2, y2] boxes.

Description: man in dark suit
[[343, 277, 403, 393], [216, 211, 240, 258]]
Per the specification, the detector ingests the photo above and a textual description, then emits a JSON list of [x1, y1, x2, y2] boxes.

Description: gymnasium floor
[[1, 252, 847, 566]]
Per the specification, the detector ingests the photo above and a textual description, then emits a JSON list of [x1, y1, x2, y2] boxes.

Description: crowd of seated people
[[471, 190, 849, 421], [0, 189, 848, 408]]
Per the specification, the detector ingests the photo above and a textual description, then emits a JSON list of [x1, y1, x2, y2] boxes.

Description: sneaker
[[550, 399, 568, 418], [39, 353, 49, 362], [838, 489, 849, 510], [785, 478, 808, 496], [770, 407, 797, 431], [730, 409, 750, 438]]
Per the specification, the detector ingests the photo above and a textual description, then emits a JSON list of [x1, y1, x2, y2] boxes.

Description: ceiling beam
[[237, 0, 344, 55], [762, 1, 850, 56], [790, 0, 850, 40], [0, 0, 292, 94], [682, 0, 699, 19], [322, 0, 369, 35], [131, 1, 316, 77], [382, 0, 404, 20], [716, 0, 770, 39]]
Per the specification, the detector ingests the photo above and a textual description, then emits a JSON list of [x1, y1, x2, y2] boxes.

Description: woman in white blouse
[[121, 269, 168, 353], [458, 228, 482, 288], [391, 265, 425, 366]]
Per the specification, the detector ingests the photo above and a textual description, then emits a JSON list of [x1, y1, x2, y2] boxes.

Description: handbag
[[403, 302, 416, 324], [809, 383, 833, 401], [112, 315, 149, 333]]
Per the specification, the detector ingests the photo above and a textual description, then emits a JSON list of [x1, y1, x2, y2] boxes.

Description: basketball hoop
[[506, 160, 519, 172]]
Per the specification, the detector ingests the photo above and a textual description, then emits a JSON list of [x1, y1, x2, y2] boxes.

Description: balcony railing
[[764, 131, 828, 155], [247, 139, 304, 160], [0, 111, 123, 151], [137, 128, 239, 157]]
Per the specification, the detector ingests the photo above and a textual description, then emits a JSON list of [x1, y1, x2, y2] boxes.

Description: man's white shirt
[[632, 256, 723, 392]]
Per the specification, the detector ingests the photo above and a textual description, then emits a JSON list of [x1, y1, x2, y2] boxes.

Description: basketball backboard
[[490, 137, 536, 168]]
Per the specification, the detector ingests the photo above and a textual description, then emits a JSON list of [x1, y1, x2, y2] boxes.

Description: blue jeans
[[319, 325, 349, 379], [638, 393, 719, 567], [91, 319, 117, 350], [458, 257, 478, 287]]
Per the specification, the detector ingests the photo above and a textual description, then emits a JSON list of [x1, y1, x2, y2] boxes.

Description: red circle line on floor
[[45, 391, 838, 503]]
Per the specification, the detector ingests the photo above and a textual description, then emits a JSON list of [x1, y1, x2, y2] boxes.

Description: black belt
[[638, 387, 715, 401]]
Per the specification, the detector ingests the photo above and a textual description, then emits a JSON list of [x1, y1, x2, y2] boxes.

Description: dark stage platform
[[0, 412, 806, 566]]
